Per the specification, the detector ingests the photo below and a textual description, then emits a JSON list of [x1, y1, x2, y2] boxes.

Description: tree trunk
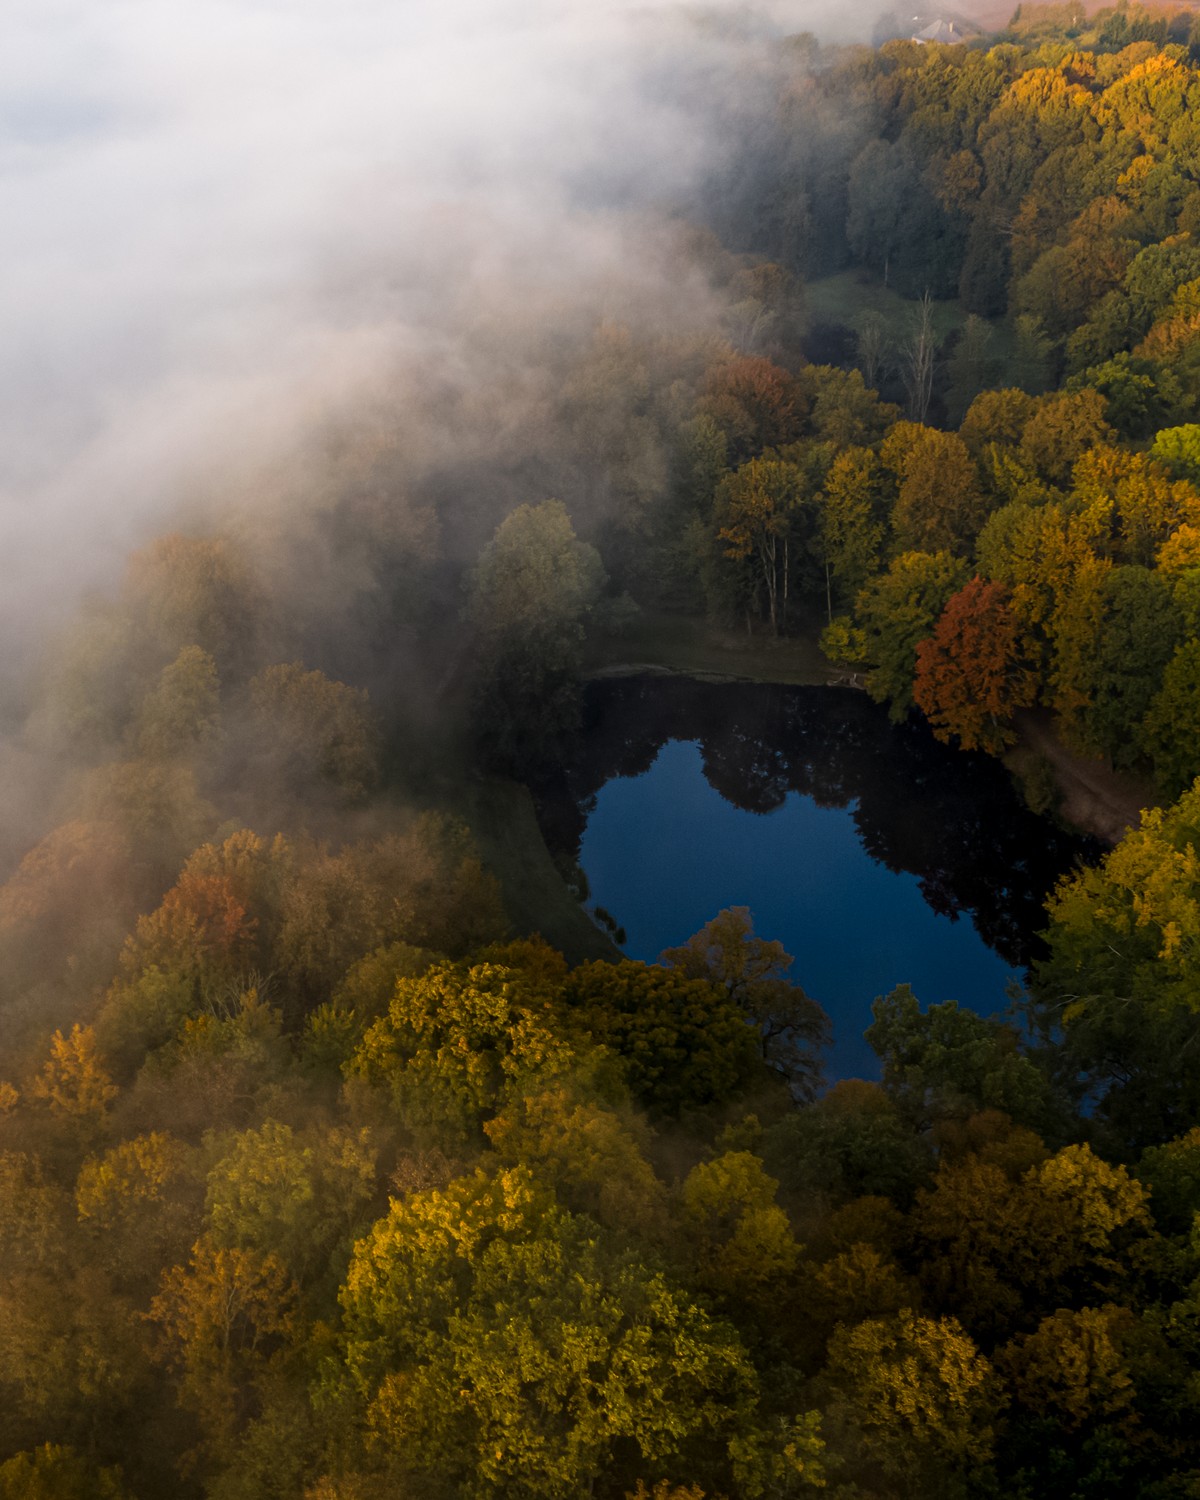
[[761, 535, 778, 634], [783, 533, 790, 630]]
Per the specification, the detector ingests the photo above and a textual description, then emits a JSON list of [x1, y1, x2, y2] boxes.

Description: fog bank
[[1, 0, 862, 670]]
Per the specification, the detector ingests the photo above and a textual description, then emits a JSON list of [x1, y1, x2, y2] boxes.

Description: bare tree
[[856, 312, 887, 391], [900, 290, 937, 424]]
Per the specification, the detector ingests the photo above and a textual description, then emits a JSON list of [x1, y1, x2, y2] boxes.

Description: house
[[911, 16, 968, 40]]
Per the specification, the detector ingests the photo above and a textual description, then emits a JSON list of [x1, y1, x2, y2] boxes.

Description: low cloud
[[1, 0, 861, 669]]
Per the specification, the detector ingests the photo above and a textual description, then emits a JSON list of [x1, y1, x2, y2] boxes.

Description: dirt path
[[1008, 709, 1157, 846]]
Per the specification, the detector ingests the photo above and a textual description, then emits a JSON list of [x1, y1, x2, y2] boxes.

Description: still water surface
[[536, 677, 1097, 1079]]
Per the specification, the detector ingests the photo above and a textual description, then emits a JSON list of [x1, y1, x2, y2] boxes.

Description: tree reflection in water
[[534, 676, 1098, 972]]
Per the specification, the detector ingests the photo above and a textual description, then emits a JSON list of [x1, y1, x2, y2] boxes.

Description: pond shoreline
[[547, 674, 1096, 1077], [585, 613, 1156, 847], [1005, 709, 1156, 848]]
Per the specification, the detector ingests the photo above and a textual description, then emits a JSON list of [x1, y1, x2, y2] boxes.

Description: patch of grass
[[806, 271, 1018, 388], [584, 609, 832, 686], [807, 271, 968, 343], [467, 777, 619, 965]]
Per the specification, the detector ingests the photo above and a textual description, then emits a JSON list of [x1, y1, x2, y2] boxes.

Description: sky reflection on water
[[539, 677, 1097, 1081], [580, 737, 1024, 1078]]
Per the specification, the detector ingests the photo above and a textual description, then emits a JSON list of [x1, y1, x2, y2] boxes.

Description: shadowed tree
[[856, 551, 970, 720], [246, 662, 380, 801], [660, 907, 828, 1100], [466, 499, 605, 770], [821, 1310, 1003, 1499]]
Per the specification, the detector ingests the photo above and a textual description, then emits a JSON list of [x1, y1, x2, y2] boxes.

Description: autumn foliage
[[14, 15, 1200, 1500], [914, 579, 1037, 753]]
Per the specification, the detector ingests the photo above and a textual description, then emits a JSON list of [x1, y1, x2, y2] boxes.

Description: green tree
[[999, 1304, 1138, 1433], [133, 644, 221, 761], [677, 1151, 800, 1312], [856, 551, 970, 720], [1074, 564, 1183, 766], [348, 961, 577, 1145], [659, 907, 828, 1100], [1141, 639, 1200, 796], [247, 662, 380, 800], [466, 500, 605, 768], [1072, 353, 1183, 439], [1151, 422, 1200, 484], [910, 1145, 1149, 1341], [338, 1167, 796, 1499], [0, 1445, 132, 1500], [76, 1132, 200, 1285], [1034, 781, 1200, 1141], [801, 365, 899, 446], [1136, 1125, 1200, 1233], [867, 984, 1061, 1134], [205, 1120, 377, 1280], [564, 960, 761, 1117], [1011, 313, 1054, 396], [123, 531, 263, 678], [822, 1310, 1003, 1499], [995, 1303, 1143, 1497], [761, 1080, 932, 1209], [484, 1085, 666, 1235], [0, 1153, 68, 1278], [270, 821, 504, 998], [944, 315, 997, 425]]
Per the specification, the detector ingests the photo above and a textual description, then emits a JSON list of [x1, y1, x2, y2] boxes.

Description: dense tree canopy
[[10, 9, 1200, 1499]]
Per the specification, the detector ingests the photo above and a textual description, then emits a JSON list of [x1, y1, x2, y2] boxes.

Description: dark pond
[[534, 676, 1100, 1079]]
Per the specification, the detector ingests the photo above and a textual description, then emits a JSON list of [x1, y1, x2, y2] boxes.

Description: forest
[[11, 2, 1200, 1497]]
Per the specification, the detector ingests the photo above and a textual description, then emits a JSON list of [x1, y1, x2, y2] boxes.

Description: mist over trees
[[9, 0, 1200, 1495]]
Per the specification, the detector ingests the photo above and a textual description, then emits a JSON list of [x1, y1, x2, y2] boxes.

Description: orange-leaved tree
[[914, 578, 1036, 753]]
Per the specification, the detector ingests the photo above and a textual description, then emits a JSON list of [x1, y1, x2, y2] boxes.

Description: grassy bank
[[583, 609, 833, 686], [466, 776, 618, 966]]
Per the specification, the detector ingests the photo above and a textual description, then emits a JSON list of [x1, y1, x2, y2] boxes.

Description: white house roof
[[912, 18, 966, 41]]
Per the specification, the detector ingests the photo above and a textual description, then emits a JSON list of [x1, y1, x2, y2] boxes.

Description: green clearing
[[806, 270, 1017, 378], [807, 270, 968, 341]]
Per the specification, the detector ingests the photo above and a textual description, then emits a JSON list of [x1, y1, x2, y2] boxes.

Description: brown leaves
[[914, 578, 1037, 752]]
